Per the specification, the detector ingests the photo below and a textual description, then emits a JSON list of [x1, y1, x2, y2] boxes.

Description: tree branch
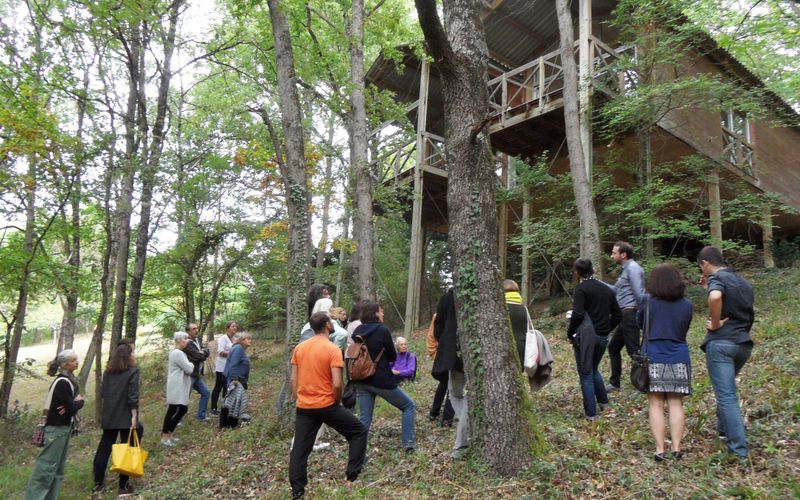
[[413, 0, 454, 75]]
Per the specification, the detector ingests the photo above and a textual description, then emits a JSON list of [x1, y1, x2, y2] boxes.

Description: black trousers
[[211, 371, 228, 411], [162, 404, 187, 434], [608, 308, 641, 388], [289, 404, 367, 496], [92, 425, 144, 488], [430, 375, 455, 423]]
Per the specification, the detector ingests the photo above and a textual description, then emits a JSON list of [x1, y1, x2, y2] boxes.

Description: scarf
[[505, 291, 523, 304], [58, 368, 81, 396]]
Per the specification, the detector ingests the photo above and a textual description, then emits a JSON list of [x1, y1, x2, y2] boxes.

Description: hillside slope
[[1, 268, 798, 498]]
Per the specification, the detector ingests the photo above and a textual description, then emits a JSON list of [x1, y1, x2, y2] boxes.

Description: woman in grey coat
[[92, 340, 141, 495], [160, 333, 194, 446]]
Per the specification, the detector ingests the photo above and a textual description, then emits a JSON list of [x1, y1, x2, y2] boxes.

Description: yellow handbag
[[110, 429, 149, 478]]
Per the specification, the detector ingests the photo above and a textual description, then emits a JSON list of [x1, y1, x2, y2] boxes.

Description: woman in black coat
[[92, 341, 142, 495], [433, 288, 469, 458]]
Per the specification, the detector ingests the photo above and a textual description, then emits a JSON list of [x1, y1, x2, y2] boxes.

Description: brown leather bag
[[346, 336, 384, 381]]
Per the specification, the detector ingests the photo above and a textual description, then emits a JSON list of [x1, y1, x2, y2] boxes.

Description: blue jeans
[[192, 377, 211, 419], [706, 340, 752, 457], [356, 383, 416, 449], [573, 336, 610, 418]]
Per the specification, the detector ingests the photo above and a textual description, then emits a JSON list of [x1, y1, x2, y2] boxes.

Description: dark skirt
[[645, 340, 692, 395]]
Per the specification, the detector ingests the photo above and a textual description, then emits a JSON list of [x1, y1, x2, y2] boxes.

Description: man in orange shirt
[[289, 312, 367, 498]]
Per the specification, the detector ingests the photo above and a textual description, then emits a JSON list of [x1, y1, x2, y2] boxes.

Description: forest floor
[[1, 268, 798, 499]]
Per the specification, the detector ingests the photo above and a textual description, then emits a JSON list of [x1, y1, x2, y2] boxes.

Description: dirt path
[[10, 332, 167, 410]]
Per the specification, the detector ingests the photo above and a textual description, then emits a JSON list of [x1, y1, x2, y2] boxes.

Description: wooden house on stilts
[[365, 0, 800, 335]]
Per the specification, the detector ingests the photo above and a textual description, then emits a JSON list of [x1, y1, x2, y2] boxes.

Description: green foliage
[[771, 238, 800, 269]]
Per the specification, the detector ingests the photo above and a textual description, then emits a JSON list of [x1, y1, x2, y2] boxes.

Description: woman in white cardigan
[[160, 332, 194, 446]]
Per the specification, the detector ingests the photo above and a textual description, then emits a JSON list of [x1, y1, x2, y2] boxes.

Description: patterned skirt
[[645, 340, 692, 395]]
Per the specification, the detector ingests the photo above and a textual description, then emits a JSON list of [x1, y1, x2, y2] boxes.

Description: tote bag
[[523, 308, 540, 376], [111, 429, 149, 478]]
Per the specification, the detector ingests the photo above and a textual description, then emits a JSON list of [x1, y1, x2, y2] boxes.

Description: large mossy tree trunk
[[414, 0, 540, 476], [267, 0, 312, 419]]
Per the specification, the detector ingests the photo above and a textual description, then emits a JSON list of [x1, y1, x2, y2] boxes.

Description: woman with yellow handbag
[[24, 350, 84, 500], [92, 340, 142, 496]]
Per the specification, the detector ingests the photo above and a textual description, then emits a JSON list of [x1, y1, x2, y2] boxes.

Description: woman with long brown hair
[[92, 339, 142, 495]]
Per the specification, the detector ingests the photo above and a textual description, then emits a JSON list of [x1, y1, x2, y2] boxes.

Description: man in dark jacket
[[184, 323, 211, 421], [567, 259, 623, 421], [698, 246, 754, 460], [433, 288, 468, 459]]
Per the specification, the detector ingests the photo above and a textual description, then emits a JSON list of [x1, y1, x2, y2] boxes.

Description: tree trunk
[[414, 0, 540, 475], [335, 210, 351, 306], [125, 0, 184, 341], [637, 126, 654, 258], [316, 118, 336, 269], [0, 161, 36, 417], [59, 65, 89, 352], [79, 164, 117, 387], [267, 0, 313, 417], [554, 0, 603, 268], [110, 20, 143, 356], [348, 0, 376, 301]]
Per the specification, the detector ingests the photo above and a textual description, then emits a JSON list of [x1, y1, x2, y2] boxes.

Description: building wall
[[656, 49, 800, 212]]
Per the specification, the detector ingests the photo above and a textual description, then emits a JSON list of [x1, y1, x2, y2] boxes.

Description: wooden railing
[[721, 127, 754, 177], [370, 36, 625, 177]]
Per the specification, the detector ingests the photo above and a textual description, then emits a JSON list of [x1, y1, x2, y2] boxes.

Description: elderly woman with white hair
[[161, 332, 194, 446], [220, 332, 252, 428], [24, 349, 84, 500], [390, 337, 417, 382]]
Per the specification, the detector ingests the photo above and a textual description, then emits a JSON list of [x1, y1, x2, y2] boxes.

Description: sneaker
[[404, 446, 415, 454], [197, 416, 211, 422], [607, 385, 621, 393], [427, 414, 439, 422], [450, 446, 468, 460], [210, 409, 220, 417], [312, 442, 331, 451], [654, 452, 668, 462], [442, 419, 454, 427], [240, 413, 252, 421], [586, 415, 600, 422], [598, 403, 609, 412], [160, 438, 176, 447], [670, 451, 684, 460], [170, 437, 180, 443], [91, 484, 104, 494]]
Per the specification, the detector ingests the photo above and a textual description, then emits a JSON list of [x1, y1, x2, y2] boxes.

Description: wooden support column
[[521, 190, 532, 305], [762, 205, 775, 269], [404, 60, 430, 336], [578, 0, 593, 182], [707, 170, 723, 248], [498, 154, 509, 277]]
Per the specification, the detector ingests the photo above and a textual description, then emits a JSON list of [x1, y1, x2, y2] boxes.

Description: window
[[721, 109, 754, 176]]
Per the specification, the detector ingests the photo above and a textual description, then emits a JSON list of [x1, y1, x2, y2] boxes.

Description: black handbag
[[341, 381, 357, 409], [630, 302, 650, 393]]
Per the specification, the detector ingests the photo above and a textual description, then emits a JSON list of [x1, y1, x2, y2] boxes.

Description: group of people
[[23, 321, 253, 499], [23, 243, 755, 499], [565, 243, 754, 464], [289, 285, 420, 498]]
